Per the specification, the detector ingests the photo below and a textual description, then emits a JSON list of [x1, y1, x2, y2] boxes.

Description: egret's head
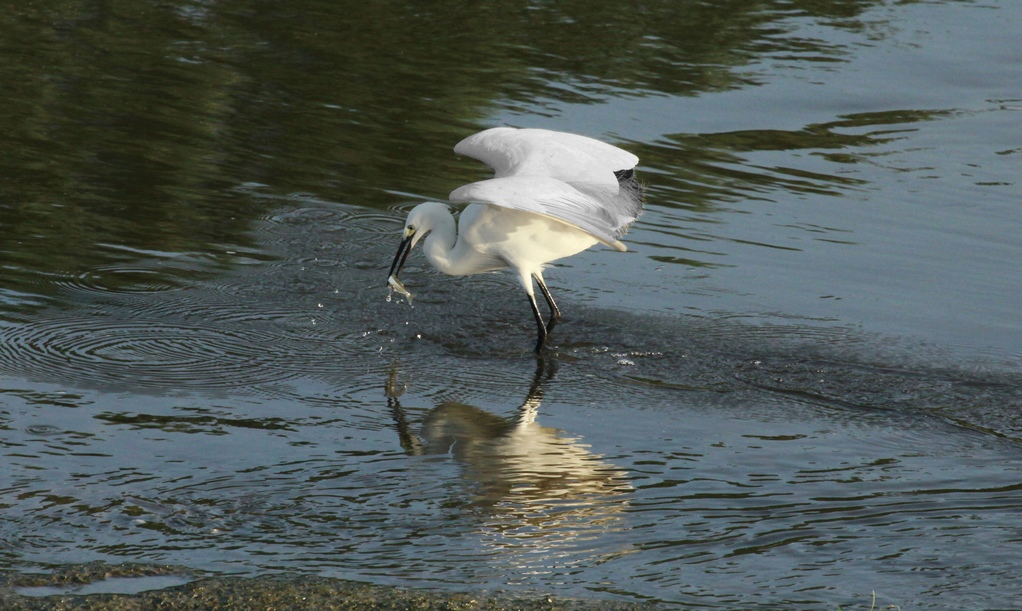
[[388, 202, 450, 289], [403, 202, 450, 244]]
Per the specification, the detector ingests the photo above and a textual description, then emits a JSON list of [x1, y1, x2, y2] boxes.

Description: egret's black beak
[[388, 230, 415, 281], [387, 229, 416, 303]]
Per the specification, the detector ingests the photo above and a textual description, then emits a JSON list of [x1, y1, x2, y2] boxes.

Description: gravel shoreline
[[0, 565, 662, 610]]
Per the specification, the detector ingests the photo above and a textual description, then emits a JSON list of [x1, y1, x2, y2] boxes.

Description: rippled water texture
[[2, 1, 1021, 609]]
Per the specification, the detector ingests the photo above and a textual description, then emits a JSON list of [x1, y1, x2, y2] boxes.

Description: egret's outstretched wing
[[454, 127, 639, 188], [450, 176, 632, 251]]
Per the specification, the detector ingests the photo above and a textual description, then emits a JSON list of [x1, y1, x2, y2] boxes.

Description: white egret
[[388, 127, 644, 352]]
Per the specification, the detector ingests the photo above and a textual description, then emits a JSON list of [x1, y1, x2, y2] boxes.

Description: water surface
[[2, 1, 1021, 609]]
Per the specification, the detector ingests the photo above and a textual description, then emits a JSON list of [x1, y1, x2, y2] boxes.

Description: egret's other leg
[[533, 274, 561, 334]]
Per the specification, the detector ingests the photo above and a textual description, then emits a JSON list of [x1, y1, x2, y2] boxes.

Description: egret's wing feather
[[450, 176, 639, 251], [454, 127, 638, 188], [570, 178, 644, 236]]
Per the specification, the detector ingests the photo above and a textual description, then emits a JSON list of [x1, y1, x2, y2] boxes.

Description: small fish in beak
[[387, 229, 416, 304]]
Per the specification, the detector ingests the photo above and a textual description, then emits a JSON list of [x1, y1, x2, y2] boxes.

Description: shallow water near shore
[[2, 1, 1021, 609]]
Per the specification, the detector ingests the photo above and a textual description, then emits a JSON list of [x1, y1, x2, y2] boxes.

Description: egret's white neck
[[423, 210, 503, 277], [421, 211, 461, 275]]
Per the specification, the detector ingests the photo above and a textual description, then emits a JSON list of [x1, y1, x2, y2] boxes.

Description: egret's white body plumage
[[388, 127, 643, 352]]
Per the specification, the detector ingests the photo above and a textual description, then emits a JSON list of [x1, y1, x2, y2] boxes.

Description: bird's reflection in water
[[386, 359, 632, 564]]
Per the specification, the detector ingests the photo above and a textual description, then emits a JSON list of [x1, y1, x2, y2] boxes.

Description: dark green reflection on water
[[2, 0, 889, 311], [638, 108, 953, 218]]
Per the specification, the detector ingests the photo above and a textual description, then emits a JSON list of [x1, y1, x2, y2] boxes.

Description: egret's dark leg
[[533, 274, 561, 334], [526, 291, 548, 353]]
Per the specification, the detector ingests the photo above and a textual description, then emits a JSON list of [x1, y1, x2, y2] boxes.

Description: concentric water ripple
[[0, 318, 291, 391], [49, 267, 182, 295], [265, 204, 400, 235]]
